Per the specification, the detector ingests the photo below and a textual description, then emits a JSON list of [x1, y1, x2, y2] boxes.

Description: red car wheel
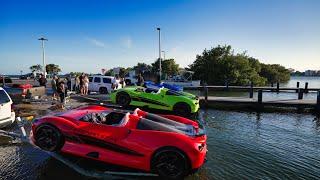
[[152, 148, 190, 179], [35, 124, 64, 152]]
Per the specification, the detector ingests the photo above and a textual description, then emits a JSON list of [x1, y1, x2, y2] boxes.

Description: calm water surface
[[188, 76, 320, 101], [1, 109, 319, 179], [1, 76, 320, 179]]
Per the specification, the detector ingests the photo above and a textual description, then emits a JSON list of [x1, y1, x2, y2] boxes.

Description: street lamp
[[157, 27, 161, 81], [161, 50, 166, 61], [38, 37, 48, 76]]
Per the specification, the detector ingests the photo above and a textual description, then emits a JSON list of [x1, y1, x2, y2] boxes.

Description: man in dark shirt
[[38, 74, 47, 87], [57, 79, 66, 109], [136, 73, 144, 86], [79, 73, 84, 95]]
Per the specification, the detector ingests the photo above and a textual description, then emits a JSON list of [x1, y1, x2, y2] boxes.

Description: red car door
[[77, 121, 129, 143]]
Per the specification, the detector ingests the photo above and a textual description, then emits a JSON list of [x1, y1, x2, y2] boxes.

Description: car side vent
[[86, 152, 99, 159]]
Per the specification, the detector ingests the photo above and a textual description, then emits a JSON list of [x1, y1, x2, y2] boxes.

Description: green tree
[[188, 45, 288, 86], [259, 64, 290, 83], [151, 58, 179, 77], [46, 64, 61, 75], [29, 64, 42, 72], [133, 63, 152, 73]]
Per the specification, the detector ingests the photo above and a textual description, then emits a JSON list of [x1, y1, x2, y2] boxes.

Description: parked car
[[111, 87, 199, 117], [31, 105, 207, 179], [0, 76, 13, 84], [88, 75, 114, 94], [0, 87, 15, 128]]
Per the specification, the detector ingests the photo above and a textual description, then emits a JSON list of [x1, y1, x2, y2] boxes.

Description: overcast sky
[[1, 0, 319, 74]]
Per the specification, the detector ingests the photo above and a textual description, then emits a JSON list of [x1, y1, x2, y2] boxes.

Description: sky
[[0, 0, 320, 74]]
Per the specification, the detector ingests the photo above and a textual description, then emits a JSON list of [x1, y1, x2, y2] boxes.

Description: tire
[[116, 92, 131, 107], [125, 79, 131, 86], [151, 148, 190, 180], [99, 87, 108, 94], [35, 124, 64, 152], [173, 103, 191, 117]]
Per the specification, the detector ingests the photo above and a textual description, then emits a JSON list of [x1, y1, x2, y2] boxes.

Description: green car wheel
[[116, 92, 131, 107], [174, 103, 191, 117]]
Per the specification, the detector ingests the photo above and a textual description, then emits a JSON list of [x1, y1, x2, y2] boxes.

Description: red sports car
[[30, 105, 207, 179]]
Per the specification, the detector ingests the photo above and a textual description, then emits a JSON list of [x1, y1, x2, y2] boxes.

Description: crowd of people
[[37, 72, 145, 109]]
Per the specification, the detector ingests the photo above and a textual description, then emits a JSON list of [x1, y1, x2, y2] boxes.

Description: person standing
[[75, 75, 80, 93], [120, 77, 126, 88], [56, 79, 66, 109], [51, 75, 58, 100], [136, 73, 144, 86], [112, 74, 120, 90], [38, 74, 47, 87], [83, 75, 89, 95], [79, 73, 84, 95]]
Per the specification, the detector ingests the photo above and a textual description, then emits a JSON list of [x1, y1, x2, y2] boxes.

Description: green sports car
[[110, 86, 199, 117]]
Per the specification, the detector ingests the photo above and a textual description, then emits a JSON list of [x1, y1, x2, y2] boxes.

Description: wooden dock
[[200, 96, 320, 112]]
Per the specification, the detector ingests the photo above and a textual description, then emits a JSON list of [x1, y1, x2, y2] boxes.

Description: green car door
[[129, 88, 171, 111]]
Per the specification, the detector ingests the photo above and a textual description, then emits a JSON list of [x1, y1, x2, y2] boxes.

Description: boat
[[162, 70, 201, 88]]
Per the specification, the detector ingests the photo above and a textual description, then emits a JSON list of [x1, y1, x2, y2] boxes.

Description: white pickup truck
[[0, 87, 15, 128]]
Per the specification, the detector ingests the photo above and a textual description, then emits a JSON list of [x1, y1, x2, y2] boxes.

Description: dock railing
[[185, 82, 320, 113]]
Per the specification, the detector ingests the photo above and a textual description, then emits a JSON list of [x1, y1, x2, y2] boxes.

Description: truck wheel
[[152, 148, 190, 180], [99, 87, 108, 94], [35, 124, 64, 152], [116, 92, 131, 107], [173, 103, 191, 117]]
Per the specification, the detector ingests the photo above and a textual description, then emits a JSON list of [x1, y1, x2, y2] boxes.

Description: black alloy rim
[[155, 151, 185, 178], [36, 126, 59, 151]]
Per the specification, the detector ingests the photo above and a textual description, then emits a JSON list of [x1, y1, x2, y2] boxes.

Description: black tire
[[173, 103, 191, 117], [35, 124, 64, 152], [116, 92, 131, 107], [99, 87, 108, 94], [151, 148, 190, 180], [125, 79, 132, 86]]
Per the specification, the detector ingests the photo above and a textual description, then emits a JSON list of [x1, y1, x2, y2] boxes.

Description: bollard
[[258, 90, 263, 104], [296, 82, 300, 93], [298, 88, 303, 100], [204, 86, 208, 102], [304, 82, 309, 93], [317, 91, 320, 113], [276, 82, 280, 93], [249, 82, 254, 98], [270, 82, 274, 92]]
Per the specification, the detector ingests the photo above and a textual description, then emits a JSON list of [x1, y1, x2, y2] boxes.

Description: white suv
[[88, 75, 116, 94], [0, 87, 15, 128]]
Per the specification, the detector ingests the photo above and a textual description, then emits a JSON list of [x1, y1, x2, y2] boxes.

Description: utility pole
[[38, 37, 48, 76], [157, 28, 161, 81]]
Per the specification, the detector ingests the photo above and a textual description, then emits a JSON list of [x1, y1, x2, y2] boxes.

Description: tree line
[[29, 45, 291, 86], [188, 45, 290, 86]]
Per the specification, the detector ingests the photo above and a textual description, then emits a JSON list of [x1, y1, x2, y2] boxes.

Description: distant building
[[304, 70, 317, 76]]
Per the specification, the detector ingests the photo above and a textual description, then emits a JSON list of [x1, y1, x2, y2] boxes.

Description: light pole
[[161, 50, 165, 61], [38, 37, 48, 76], [157, 28, 161, 81]]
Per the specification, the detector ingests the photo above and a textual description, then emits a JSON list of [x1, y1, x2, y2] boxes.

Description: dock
[[199, 96, 317, 110]]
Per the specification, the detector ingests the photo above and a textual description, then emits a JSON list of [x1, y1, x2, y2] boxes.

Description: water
[[283, 76, 320, 88], [0, 109, 319, 179], [1, 76, 320, 179], [188, 76, 320, 101]]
